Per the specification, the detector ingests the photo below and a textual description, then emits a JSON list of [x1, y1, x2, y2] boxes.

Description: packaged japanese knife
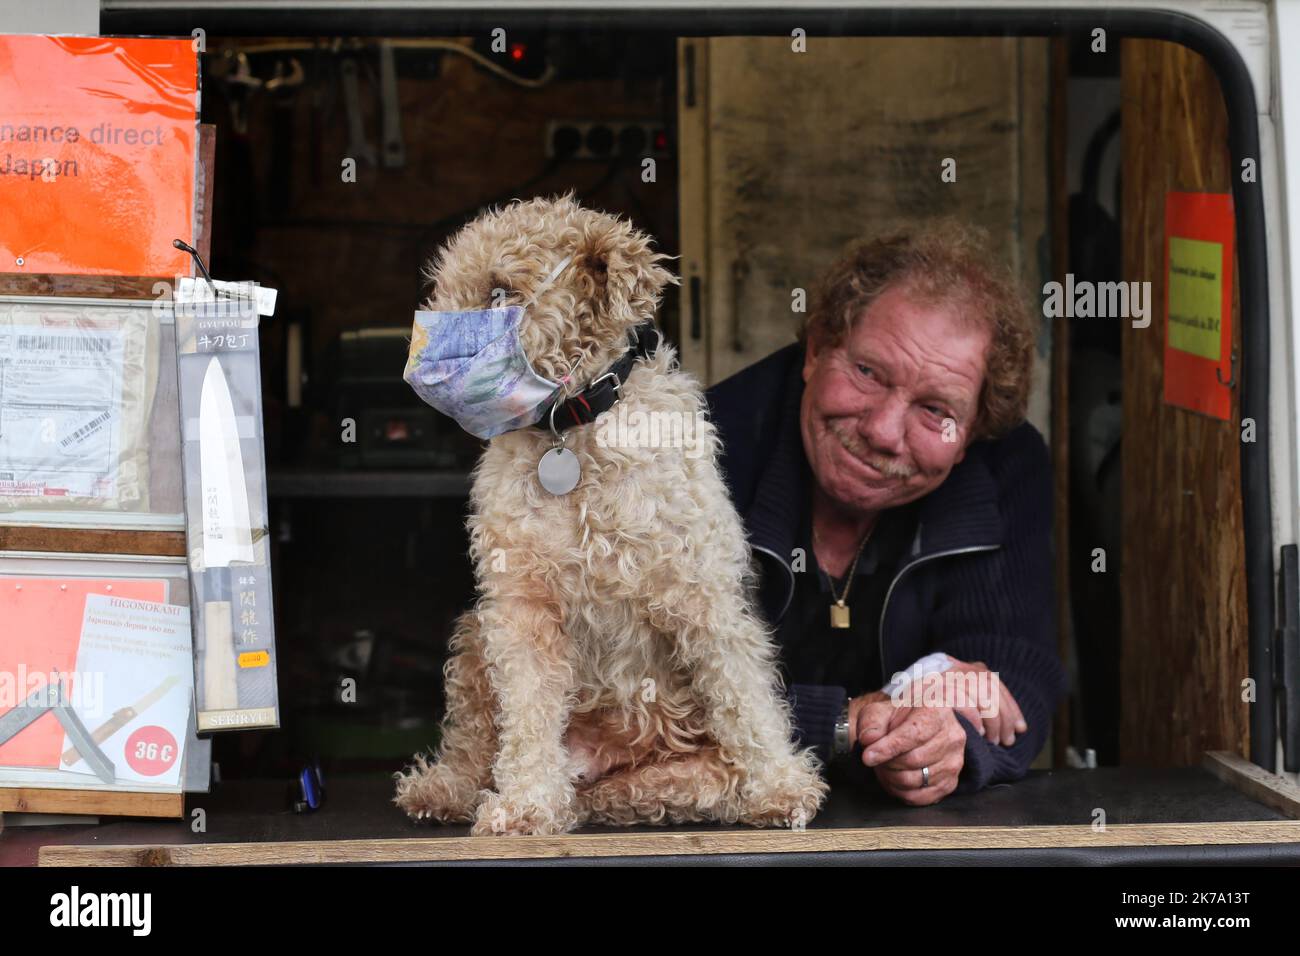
[[173, 283, 279, 732]]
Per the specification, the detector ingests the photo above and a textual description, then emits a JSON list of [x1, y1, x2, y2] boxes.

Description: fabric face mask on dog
[[404, 255, 573, 439]]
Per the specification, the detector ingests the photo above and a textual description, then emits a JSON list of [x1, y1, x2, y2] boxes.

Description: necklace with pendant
[[813, 520, 875, 629]]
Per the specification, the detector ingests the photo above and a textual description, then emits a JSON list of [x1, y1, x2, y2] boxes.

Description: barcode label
[[60, 411, 111, 448], [18, 334, 109, 353]]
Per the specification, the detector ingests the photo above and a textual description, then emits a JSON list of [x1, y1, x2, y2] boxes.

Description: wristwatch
[[833, 697, 852, 756]]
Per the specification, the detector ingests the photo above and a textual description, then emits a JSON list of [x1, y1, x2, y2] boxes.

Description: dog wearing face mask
[[393, 193, 827, 835]]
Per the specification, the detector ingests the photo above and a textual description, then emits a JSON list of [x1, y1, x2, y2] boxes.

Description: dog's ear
[[575, 245, 615, 319], [487, 270, 514, 305], [636, 254, 680, 299], [578, 240, 676, 327], [584, 251, 610, 287], [583, 243, 636, 329]]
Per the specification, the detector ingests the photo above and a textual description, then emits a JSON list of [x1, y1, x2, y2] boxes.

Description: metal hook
[[548, 399, 567, 446], [1217, 347, 1238, 388], [173, 239, 217, 296], [555, 351, 590, 403], [265, 57, 305, 93], [226, 51, 263, 88]]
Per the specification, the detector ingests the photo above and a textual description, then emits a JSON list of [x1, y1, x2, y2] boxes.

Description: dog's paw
[[392, 755, 479, 823], [469, 790, 579, 836], [737, 761, 829, 829]]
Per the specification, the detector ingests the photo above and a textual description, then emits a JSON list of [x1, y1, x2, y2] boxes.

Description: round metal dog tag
[[538, 446, 581, 495]]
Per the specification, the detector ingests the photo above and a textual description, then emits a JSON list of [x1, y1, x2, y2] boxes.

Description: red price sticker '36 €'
[[125, 726, 179, 776]]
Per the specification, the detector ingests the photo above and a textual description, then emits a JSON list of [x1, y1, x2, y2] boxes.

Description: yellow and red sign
[[0, 35, 198, 276], [1163, 191, 1235, 421]]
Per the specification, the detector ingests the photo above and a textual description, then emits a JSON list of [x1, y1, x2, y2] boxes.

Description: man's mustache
[[831, 422, 916, 478]]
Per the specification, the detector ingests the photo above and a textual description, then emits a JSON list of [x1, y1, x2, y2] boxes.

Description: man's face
[[800, 283, 991, 514]]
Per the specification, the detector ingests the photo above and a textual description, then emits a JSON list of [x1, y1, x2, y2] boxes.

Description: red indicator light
[[511, 43, 526, 61]]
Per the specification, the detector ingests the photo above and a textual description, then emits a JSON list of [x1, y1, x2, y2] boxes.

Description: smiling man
[[706, 222, 1067, 805]]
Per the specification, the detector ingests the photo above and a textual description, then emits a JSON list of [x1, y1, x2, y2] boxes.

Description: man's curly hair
[[797, 219, 1036, 441]]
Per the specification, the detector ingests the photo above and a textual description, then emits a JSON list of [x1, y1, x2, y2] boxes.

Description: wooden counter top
[[4, 757, 1300, 866]]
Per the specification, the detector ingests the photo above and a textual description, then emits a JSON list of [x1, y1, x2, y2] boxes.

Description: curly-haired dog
[[393, 193, 827, 836]]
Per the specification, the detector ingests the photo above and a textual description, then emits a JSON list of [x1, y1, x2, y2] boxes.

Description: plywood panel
[[37, 820, 1300, 866], [686, 35, 1050, 428], [1204, 751, 1300, 819], [1119, 39, 1248, 766]]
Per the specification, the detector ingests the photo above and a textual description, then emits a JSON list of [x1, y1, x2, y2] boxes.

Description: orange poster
[[0, 35, 199, 276], [0, 577, 168, 768], [1163, 191, 1235, 421]]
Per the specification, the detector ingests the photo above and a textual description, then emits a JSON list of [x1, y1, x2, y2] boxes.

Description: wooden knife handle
[[203, 600, 239, 710], [60, 707, 134, 765]]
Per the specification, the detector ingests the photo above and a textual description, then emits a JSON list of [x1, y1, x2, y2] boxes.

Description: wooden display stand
[[0, 787, 182, 821], [0, 126, 216, 823]]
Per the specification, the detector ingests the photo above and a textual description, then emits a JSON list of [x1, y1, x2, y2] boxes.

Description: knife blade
[[199, 355, 254, 711], [0, 673, 116, 784], [0, 676, 64, 748], [200, 355, 255, 567]]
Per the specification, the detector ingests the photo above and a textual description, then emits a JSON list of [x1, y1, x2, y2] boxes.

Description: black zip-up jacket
[[705, 343, 1068, 793]]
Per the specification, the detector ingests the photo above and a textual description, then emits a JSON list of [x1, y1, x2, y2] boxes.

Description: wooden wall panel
[[677, 36, 1051, 438], [1119, 39, 1248, 765]]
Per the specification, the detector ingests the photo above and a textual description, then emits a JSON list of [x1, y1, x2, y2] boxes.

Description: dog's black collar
[[536, 321, 662, 434]]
